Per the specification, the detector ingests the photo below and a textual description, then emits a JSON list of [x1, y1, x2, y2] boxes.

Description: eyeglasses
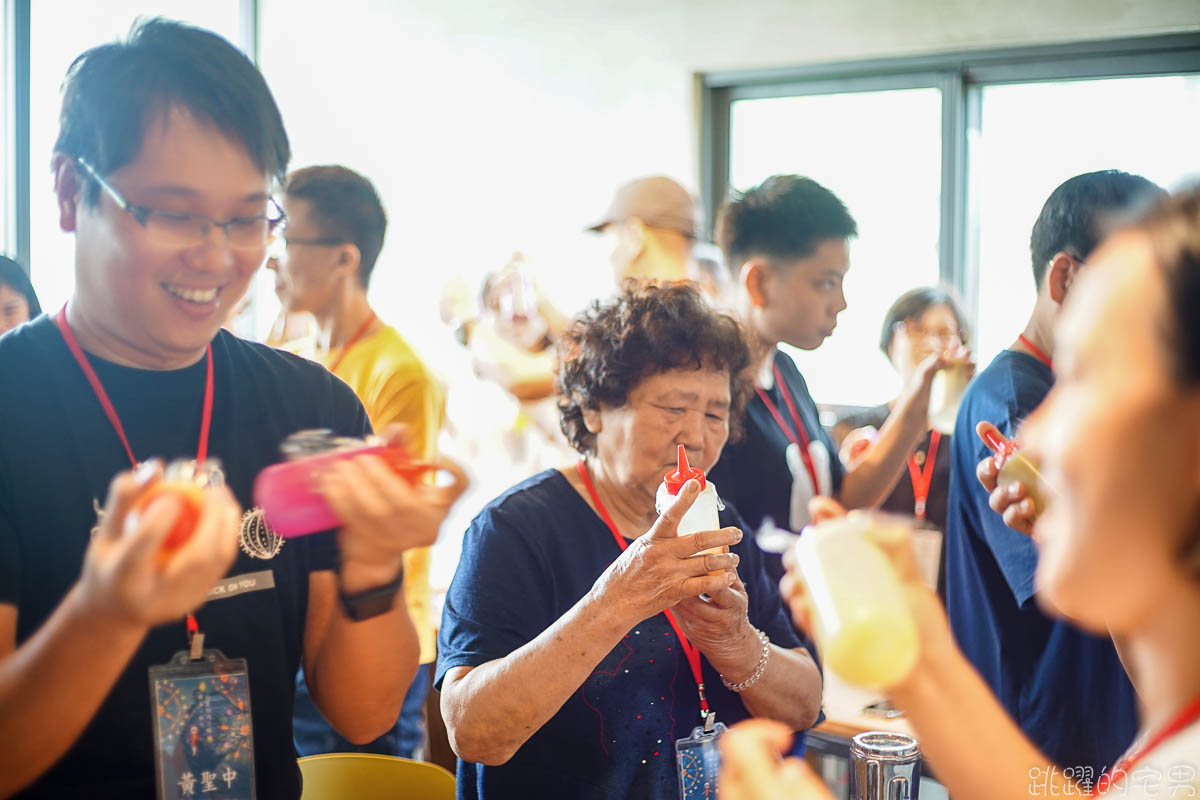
[[265, 235, 348, 261], [76, 157, 286, 251], [894, 320, 963, 348]]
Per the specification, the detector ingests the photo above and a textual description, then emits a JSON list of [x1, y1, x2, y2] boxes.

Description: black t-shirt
[[0, 316, 370, 799], [837, 405, 951, 533], [436, 470, 805, 800], [709, 349, 844, 586]]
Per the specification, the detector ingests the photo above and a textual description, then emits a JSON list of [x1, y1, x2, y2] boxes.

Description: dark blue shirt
[[944, 349, 1137, 772], [436, 469, 805, 800], [709, 349, 844, 587]]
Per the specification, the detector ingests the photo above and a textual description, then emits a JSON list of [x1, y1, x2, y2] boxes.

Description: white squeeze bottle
[[792, 513, 919, 690], [655, 445, 724, 551]]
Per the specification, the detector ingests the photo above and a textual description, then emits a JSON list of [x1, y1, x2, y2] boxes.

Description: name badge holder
[[675, 718, 727, 799], [149, 631, 256, 800]]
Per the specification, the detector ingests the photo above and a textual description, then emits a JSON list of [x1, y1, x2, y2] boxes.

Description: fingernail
[[726, 573, 735, 585], [733, 529, 743, 541], [134, 460, 159, 485]]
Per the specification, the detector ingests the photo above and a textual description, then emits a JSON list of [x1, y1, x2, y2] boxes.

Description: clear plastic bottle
[[655, 445, 724, 549], [928, 361, 971, 435], [792, 513, 920, 690]]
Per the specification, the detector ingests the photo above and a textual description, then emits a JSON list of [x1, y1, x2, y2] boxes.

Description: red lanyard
[[755, 364, 821, 500], [905, 431, 941, 520], [55, 305, 214, 641], [55, 306, 214, 467], [1093, 694, 1200, 795], [326, 311, 377, 373], [1018, 334, 1053, 369], [575, 460, 715, 729]]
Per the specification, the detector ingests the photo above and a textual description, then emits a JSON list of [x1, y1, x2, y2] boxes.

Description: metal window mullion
[[700, 84, 731, 243], [938, 70, 968, 296], [9, 0, 30, 272]]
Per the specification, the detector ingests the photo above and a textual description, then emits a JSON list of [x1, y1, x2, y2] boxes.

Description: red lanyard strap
[[755, 363, 821, 499], [1018, 334, 1053, 369], [1093, 693, 1200, 795], [327, 311, 377, 373], [54, 305, 215, 468], [575, 461, 713, 722], [905, 431, 941, 520], [55, 305, 215, 642]]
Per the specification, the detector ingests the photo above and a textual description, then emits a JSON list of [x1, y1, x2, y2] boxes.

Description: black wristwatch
[[338, 565, 405, 622]]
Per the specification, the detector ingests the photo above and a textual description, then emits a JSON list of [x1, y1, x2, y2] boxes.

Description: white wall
[[257, 0, 1198, 588], [258, 0, 1199, 359]]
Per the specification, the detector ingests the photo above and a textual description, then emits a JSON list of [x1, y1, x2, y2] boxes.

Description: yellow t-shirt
[[322, 323, 444, 664]]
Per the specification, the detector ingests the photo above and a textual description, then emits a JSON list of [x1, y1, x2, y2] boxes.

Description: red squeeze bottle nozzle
[[663, 444, 706, 494], [980, 427, 1016, 468]]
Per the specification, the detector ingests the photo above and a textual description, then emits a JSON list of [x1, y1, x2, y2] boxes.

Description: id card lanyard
[[575, 460, 716, 733], [755, 364, 821, 501], [905, 431, 941, 521], [55, 305, 214, 652]]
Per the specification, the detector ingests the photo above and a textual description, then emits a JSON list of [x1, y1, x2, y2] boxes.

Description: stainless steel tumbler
[[849, 731, 922, 800]]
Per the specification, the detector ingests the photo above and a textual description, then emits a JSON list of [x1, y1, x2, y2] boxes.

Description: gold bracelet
[[720, 628, 771, 692]]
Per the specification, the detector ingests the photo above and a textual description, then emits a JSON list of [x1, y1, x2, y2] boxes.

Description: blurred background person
[[944, 170, 1164, 774], [723, 184, 1200, 800], [268, 164, 446, 761], [0, 256, 41, 336], [586, 175, 730, 302], [834, 286, 973, 593], [437, 282, 820, 799]]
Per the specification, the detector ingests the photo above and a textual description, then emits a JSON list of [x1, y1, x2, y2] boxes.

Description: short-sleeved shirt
[[709, 349, 845, 586], [944, 349, 1137, 772], [435, 469, 805, 800], [0, 316, 370, 799]]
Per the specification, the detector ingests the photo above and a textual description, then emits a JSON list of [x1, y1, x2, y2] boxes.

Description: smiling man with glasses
[[0, 19, 465, 799]]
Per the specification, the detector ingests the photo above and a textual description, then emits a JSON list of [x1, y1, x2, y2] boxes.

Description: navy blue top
[[436, 469, 806, 800], [708, 349, 844, 587], [944, 349, 1138, 772]]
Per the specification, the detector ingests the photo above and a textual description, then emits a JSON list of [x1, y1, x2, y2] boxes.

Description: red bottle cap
[[663, 444, 706, 494]]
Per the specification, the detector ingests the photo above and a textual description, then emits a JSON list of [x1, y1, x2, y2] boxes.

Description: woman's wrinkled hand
[[592, 479, 742, 628]]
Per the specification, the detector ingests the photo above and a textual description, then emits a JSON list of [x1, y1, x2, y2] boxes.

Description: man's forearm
[[305, 577, 419, 745], [0, 587, 147, 796]]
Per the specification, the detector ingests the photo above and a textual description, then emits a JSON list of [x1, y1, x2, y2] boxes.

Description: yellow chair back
[[298, 753, 456, 800]]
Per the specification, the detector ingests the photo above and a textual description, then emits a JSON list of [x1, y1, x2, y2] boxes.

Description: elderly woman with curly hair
[[436, 281, 823, 800]]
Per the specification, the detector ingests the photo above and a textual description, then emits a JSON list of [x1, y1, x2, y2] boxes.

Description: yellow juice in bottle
[[793, 515, 919, 690]]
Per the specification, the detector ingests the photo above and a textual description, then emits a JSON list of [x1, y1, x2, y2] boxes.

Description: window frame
[[700, 33, 1200, 330]]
